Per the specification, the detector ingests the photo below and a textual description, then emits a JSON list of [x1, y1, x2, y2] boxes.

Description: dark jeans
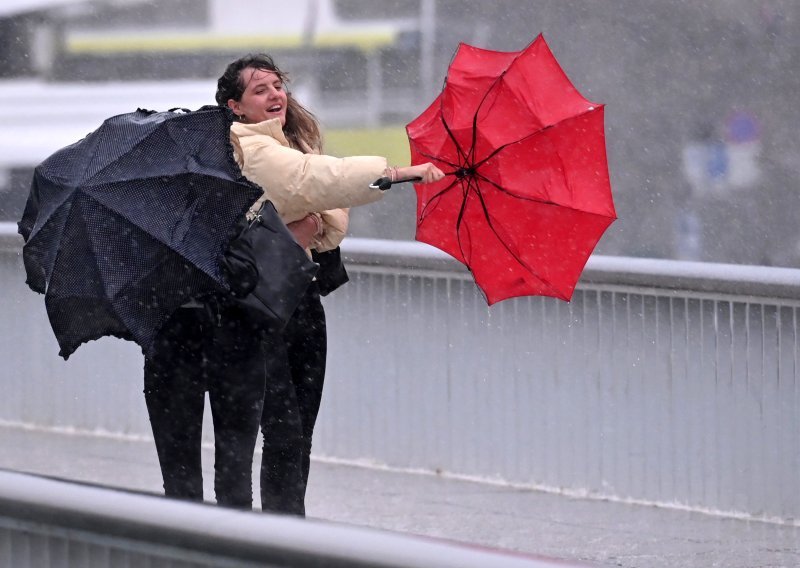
[[144, 305, 267, 509], [260, 284, 327, 516]]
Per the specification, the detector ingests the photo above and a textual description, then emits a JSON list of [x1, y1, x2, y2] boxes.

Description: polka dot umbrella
[[18, 106, 265, 359]]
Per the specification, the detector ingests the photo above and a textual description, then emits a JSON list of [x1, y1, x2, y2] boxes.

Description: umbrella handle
[[369, 176, 423, 190]]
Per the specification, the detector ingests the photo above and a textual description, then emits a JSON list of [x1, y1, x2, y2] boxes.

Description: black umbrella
[[18, 105, 265, 359]]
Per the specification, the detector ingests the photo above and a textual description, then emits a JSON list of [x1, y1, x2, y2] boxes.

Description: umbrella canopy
[[406, 35, 616, 304], [18, 105, 262, 359]]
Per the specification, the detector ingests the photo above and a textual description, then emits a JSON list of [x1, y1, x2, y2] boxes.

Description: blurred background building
[[1, 0, 798, 267]]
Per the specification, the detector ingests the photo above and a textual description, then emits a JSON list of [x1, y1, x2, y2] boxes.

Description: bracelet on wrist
[[384, 165, 400, 183]]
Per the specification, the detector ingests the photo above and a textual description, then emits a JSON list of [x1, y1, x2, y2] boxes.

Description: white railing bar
[[4, 222, 798, 300], [0, 469, 586, 568]]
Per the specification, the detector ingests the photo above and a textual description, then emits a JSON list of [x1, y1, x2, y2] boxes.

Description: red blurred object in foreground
[[406, 34, 616, 303]]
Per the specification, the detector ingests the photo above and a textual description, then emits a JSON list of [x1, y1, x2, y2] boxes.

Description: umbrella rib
[[468, 95, 484, 167], [439, 71, 513, 171], [454, 178, 473, 267], [465, 43, 529, 167], [471, 126, 553, 171], [472, 106, 603, 171], [469, 181, 568, 300], [439, 114, 471, 166], [468, 35, 596, 140], [418, 177, 462, 223], [473, 171, 614, 220], [473, 170, 555, 205]]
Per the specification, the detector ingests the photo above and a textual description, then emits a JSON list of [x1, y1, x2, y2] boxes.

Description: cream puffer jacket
[[230, 118, 387, 252]]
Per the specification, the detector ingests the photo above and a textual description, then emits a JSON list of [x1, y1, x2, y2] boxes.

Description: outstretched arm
[[390, 163, 446, 184]]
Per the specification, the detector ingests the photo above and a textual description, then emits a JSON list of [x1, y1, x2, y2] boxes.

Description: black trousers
[[260, 284, 327, 516], [144, 305, 267, 509]]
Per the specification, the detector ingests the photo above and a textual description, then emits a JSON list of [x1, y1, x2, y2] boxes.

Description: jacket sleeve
[[313, 208, 349, 252], [239, 137, 388, 222]]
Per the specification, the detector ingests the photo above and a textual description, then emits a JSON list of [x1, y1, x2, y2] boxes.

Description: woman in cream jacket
[[217, 53, 443, 515]]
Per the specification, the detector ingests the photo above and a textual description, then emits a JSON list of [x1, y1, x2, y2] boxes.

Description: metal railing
[[321, 239, 800, 524], [2, 223, 799, 524], [0, 469, 571, 568]]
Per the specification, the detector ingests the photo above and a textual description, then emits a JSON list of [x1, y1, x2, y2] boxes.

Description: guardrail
[[2, 223, 799, 524], [0, 469, 575, 568]]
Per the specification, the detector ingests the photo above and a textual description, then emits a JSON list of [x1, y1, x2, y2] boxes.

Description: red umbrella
[[406, 35, 616, 304]]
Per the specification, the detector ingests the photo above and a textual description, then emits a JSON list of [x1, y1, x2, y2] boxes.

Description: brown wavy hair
[[215, 53, 321, 152]]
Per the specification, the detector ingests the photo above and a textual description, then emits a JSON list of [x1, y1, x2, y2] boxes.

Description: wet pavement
[[0, 424, 798, 568]]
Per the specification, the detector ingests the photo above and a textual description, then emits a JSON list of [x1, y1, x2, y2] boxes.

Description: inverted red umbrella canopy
[[406, 34, 616, 304]]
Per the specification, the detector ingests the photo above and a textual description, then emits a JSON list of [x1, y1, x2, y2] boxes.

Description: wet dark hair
[[216, 53, 321, 152]]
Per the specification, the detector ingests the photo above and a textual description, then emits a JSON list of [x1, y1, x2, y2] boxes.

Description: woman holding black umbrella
[[144, 53, 443, 513]]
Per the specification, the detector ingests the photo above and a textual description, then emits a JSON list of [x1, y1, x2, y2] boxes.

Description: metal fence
[[320, 239, 800, 524], [2, 224, 799, 524]]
